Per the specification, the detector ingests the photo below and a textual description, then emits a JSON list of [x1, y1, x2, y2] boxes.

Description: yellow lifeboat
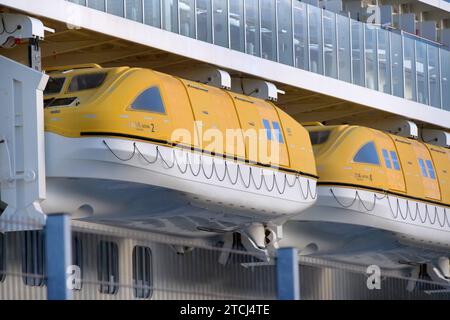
[[41, 64, 318, 244], [281, 124, 450, 271]]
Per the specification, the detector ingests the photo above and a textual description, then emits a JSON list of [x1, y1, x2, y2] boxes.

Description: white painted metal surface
[[43, 133, 317, 238], [280, 186, 450, 271], [0, 13, 45, 48], [0, 55, 48, 231]]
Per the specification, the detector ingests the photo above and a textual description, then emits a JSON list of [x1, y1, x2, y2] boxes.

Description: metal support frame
[[46, 213, 73, 300], [28, 37, 41, 71], [276, 247, 300, 300]]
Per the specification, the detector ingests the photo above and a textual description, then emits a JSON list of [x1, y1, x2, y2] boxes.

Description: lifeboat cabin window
[[131, 87, 166, 114], [309, 131, 331, 145], [390, 151, 401, 170], [272, 121, 285, 143], [382, 149, 392, 169], [353, 142, 380, 165], [418, 159, 428, 178], [426, 160, 436, 179], [262, 119, 273, 140], [132, 246, 153, 299], [0, 233, 4, 283], [97, 241, 119, 295], [68, 73, 107, 92], [21, 231, 46, 287], [44, 77, 65, 95]]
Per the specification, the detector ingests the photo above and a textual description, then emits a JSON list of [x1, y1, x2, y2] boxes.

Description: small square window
[[97, 241, 119, 295]]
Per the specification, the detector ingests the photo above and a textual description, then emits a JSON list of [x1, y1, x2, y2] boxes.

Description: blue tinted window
[[271, 121, 284, 143], [418, 159, 428, 177], [426, 160, 436, 179], [390, 151, 400, 170], [131, 87, 166, 113], [262, 119, 272, 140], [382, 149, 392, 169], [353, 142, 380, 165]]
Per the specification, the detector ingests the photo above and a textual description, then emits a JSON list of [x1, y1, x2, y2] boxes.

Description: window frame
[[21, 230, 46, 287], [425, 159, 436, 180], [262, 119, 272, 141], [129, 86, 167, 115], [132, 245, 154, 299], [271, 121, 285, 144], [97, 240, 120, 295], [418, 158, 428, 178], [389, 151, 401, 171], [382, 149, 392, 169], [67, 72, 108, 93], [352, 141, 381, 166]]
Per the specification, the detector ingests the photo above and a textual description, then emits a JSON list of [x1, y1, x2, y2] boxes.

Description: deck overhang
[[0, 0, 449, 130]]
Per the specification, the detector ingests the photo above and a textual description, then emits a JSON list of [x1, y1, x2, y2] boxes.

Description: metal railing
[[66, 0, 450, 111]]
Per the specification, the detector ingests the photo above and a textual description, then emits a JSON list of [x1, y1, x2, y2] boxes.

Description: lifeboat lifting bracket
[[0, 13, 50, 231]]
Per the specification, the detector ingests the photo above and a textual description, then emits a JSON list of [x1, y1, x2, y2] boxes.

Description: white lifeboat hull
[[43, 133, 317, 237]]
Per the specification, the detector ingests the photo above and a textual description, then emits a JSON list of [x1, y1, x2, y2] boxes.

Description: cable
[[0, 16, 21, 35], [103, 139, 318, 200]]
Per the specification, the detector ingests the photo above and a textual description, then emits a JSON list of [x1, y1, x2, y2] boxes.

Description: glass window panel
[[418, 159, 428, 177], [293, 1, 308, 70], [88, 0, 106, 10], [261, 0, 277, 61], [125, 0, 143, 22], [162, 0, 178, 32], [308, 5, 323, 74], [382, 149, 392, 169], [131, 87, 166, 113], [97, 241, 119, 295], [179, 0, 195, 38], [68, 73, 107, 92], [69, 0, 87, 5], [428, 44, 441, 108], [353, 141, 380, 165], [351, 20, 364, 86], [337, 14, 351, 82], [263, 119, 272, 140], [416, 41, 429, 105], [390, 32, 403, 98], [426, 160, 436, 180], [144, 0, 161, 27], [272, 121, 285, 143], [377, 28, 391, 94], [213, 0, 229, 47], [441, 48, 450, 111], [390, 151, 400, 170], [107, 0, 124, 17], [245, 0, 260, 56], [309, 130, 331, 145], [133, 246, 153, 299], [365, 24, 378, 90], [323, 10, 337, 78], [403, 36, 417, 101], [277, 0, 293, 65], [230, 0, 245, 52], [196, 0, 213, 43]]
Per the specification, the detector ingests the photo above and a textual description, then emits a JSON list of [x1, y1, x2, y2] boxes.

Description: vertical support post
[[277, 247, 299, 300], [45, 213, 72, 300], [28, 38, 41, 72]]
